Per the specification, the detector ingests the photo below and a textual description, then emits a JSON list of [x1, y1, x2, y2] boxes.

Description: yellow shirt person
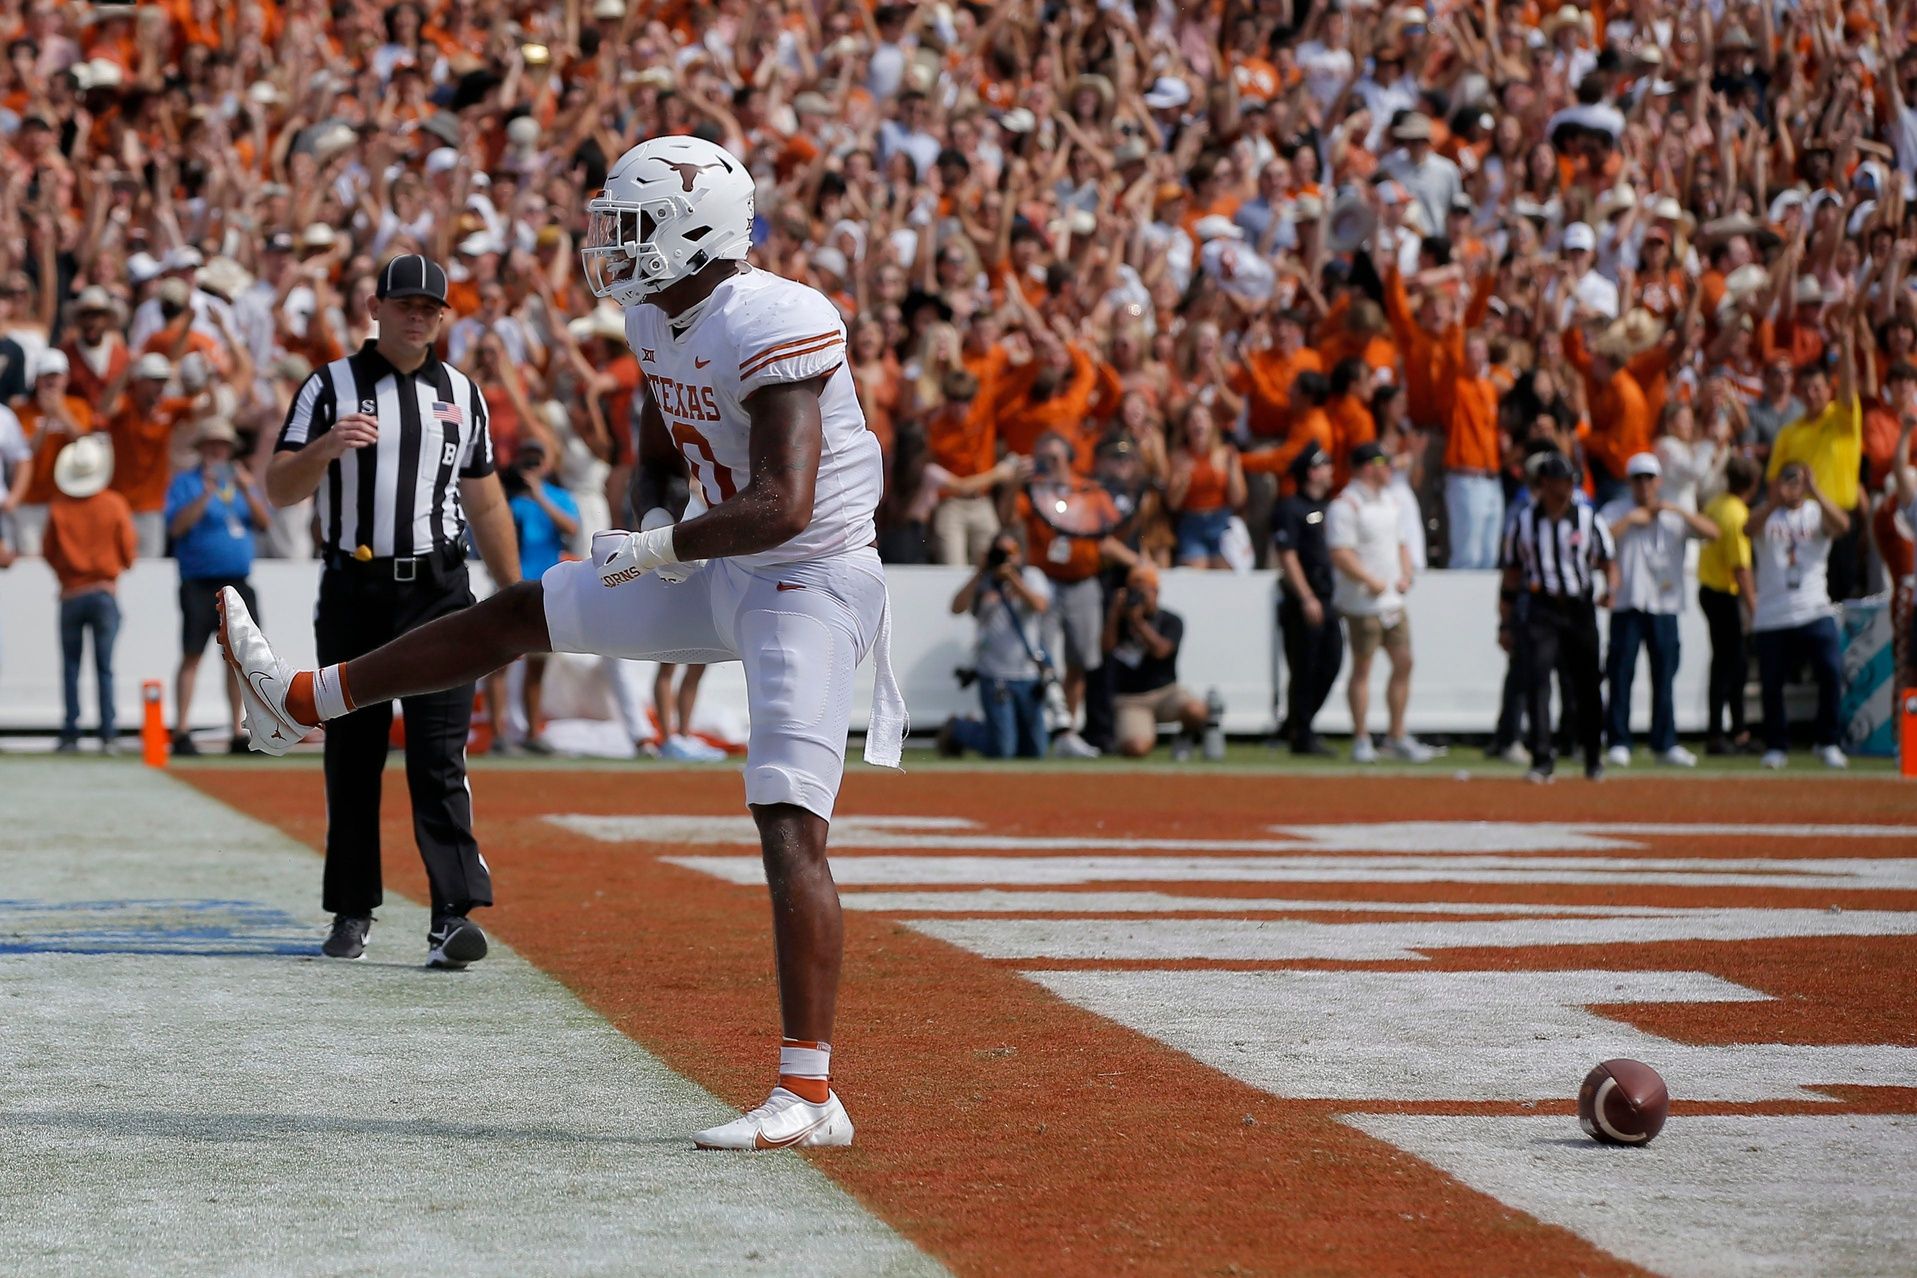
[[1767, 395, 1861, 511], [1697, 490, 1752, 595]]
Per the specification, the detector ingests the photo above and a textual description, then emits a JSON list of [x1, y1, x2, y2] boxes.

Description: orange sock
[[286, 672, 319, 727], [778, 1038, 831, 1103]]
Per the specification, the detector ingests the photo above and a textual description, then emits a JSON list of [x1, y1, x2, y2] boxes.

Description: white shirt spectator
[[974, 566, 1053, 682], [128, 289, 234, 352], [1326, 480, 1406, 616], [878, 120, 942, 178], [1751, 502, 1834, 632], [1295, 40, 1354, 109], [1141, 220, 1195, 292], [1389, 466, 1427, 571], [0, 401, 29, 484], [868, 41, 909, 101], [1199, 237, 1276, 306], [1357, 71, 1420, 152], [447, 313, 542, 370], [1653, 437, 1724, 512], [1381, 150, 1463, 240], [1599, 498, 1696, 613]]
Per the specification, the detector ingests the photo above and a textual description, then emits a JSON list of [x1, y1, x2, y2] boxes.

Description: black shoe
[[1704, 735, 1734, 756], [428, 914, 488, 969], [1585, 763, 1606, 782], [227, 734, 251, 755], [54, 738, 79, 754], [171, 732, 201, 757], [1291, 734, 1335, 757], [322, 914, 373, 959]]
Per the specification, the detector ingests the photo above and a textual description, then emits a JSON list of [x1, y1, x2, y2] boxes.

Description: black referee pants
[[315, 558, 491, 920], [1521, 596, 1604, 776], [1279, 593, 1344, 746]]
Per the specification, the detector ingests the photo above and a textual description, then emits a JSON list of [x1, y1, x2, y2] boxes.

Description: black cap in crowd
[[1289, 441, 1332, 481], [1530, 450, 1575, 482], [1350, 441, 1389, 469], [377, 254, 449, 304]]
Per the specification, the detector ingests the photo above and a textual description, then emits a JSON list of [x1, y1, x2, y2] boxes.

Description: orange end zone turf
[[187, 769, 1917, 1276]]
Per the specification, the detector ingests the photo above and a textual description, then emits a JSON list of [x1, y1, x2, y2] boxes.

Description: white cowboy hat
[[1327, 191, 1378, 254], [567, 305, 627, 343], [54, 434, 114, 500]]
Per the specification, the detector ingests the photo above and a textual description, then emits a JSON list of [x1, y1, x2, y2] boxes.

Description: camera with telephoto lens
[[953, 666, 979, 689], [985, 543, 1009, 570]]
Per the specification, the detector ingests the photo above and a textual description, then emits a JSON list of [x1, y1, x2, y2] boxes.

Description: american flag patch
[[432, 401, 463, 424]]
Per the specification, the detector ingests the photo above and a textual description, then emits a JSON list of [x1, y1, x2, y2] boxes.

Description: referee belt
[[323, 543, 466, 581]]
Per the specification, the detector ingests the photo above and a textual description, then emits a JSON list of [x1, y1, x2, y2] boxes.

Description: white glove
[[593, 513, 702, 587], [638, 506, 704, 583]]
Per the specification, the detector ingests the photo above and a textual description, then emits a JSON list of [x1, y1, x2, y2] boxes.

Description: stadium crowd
[[0, 0, 1914, 762]]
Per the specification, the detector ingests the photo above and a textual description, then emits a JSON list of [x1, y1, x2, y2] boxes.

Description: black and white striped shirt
[[1502, 496, 1615, 600], [275, 341, 494, 558]]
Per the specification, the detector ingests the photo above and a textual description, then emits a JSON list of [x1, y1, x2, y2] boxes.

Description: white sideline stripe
[[0, 764, 935, 1278], [906, 908, 1917, 961], [1271, 821, 1917, 850], [560, 815, 1916, 855], [551, 814, 975, 846], [1027, 969, 1917, 1102], [839, 891, 1717, 916], [1343, 1115, 1917, 1277], [669, 854, 1917, 890]]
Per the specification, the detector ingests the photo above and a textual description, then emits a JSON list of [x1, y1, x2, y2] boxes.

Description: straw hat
[[54, 434, 114, 500], [567, 305, 627, 343], [194, 419, 241, 448]]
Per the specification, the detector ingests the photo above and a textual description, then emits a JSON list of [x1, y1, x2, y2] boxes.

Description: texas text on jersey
[[625, 267, 883, 569]]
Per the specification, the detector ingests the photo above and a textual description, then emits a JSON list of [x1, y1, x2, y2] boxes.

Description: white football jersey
[[624, 267, 882, 568]]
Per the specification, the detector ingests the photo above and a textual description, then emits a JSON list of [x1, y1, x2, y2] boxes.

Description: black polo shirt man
[[1271, 442, 1342, 754], [267, 254, 522, 966]]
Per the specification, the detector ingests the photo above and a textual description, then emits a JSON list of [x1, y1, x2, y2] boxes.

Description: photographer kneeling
[[940, 533, 1054, 759], [1104, 564, 1208, 758]]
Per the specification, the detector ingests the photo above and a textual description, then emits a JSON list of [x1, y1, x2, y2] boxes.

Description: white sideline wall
[[0, 560, 1719, 737]]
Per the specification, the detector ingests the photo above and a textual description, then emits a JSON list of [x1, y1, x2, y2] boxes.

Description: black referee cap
[[377, 254, 448, 304]]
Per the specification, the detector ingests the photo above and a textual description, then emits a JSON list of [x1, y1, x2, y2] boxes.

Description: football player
[[218, 135, 907, 1150]]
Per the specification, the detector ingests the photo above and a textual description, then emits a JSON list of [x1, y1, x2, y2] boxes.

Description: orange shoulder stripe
[[739, 331, 840, 375], [740, 335, 844, 380]]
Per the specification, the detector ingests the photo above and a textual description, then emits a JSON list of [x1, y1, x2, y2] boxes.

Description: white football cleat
[[690, 1088, 854, 1151], [216, 587, 307, 757]]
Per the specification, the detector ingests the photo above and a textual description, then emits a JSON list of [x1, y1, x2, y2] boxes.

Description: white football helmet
[[581, 135, 754, 306]]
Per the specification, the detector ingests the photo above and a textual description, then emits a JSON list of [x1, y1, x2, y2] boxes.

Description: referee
[[266, 254, 521, 967], [1498, 451, 1618, 783]]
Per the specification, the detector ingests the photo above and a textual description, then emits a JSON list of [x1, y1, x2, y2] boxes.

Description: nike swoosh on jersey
[[776, 582, 805, 592], [695, 357, 711, 368]]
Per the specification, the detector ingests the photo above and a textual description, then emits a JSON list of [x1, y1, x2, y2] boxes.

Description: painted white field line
[[906, 908, 1917, 962], [1343, 1114, 1917, 1278], [1027, 969, 1917, 1103], [838, 891, 1715, 916], [559, 814, 1915, 855], [1269, 821, 1914, 851], [0, 764, 936, 1278], [669, 854, 1917, 890]]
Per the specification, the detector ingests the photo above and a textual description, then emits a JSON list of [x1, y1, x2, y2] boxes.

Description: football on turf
[[1578, 1058, 1669, 1146]]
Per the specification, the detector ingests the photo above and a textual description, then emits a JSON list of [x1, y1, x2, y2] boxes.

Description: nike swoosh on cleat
[[751, 1113, 830, 1150]]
